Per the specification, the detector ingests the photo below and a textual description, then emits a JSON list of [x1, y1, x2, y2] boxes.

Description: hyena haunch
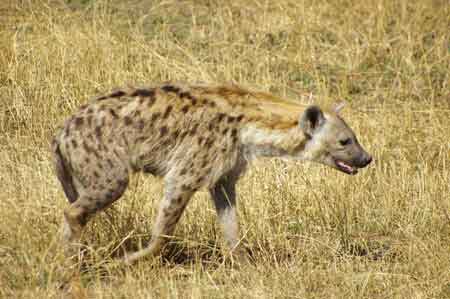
[[52, 82, 372, 264]]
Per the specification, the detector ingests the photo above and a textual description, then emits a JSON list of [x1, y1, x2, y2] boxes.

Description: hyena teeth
[[336, 160, 354, 173]]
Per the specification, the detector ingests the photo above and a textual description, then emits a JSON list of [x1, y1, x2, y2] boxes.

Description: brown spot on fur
[[197, 137, 204, 145], [179, 92, 196, 101], [189, 124, 199, 136], [205, 138, 214, 148], [201, 160, 209, 168], [208, 122, 215, 131], [231, 128, 238, 143], [222, 128, 229, 135], [180, 168, 187, 176], [147, 97, 156, 107], [161, 139, 171, 147], [74, 117, 84, 128], [172, 130, 180, 139], [163, 209, 170, 217], [204, 168, 212, 176], [63, 125, 71, 137], [217, 113, 225, 122], [124, 116, 133, 126], [181, 184, 191, 191], [131, 88, 155, 97], [84, 157, 90, 164], [95, 126, 102, 141], [118, 179, 128, 188], [163, 105, 173, 119], [181, 105, 190, 114], [236, 114, 244, 122], [137, 120, 145, 131], [113, 149, 121, 158], [71, 139, 78, 148], [109, 90, 126, 98], [87, 107, 94, 114], [82, 141, 94, 154], [97, 90, 126, 101], [106, 159, 114, 168], [93, 171, 100, 178], [135, 110, 141, 117], [93, 149, 102, 160], [151, 112, 161, 122], [227, 116, 235, 123], [109, 108, 119, 119], [160, 126, 168, 136], [161, 85, 180, 94]]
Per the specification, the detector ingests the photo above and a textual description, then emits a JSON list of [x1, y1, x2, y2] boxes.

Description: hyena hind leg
[[61, 172, 129, 253]]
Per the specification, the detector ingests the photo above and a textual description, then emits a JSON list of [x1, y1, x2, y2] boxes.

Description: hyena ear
[[333, 101, 346, 115], [299, 105, 325, 138]]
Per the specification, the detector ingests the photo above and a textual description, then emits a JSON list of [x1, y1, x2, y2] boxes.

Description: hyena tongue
[[336, 160, 355, 174]]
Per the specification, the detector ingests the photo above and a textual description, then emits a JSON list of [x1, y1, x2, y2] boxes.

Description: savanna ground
[[0, 0, 449, 298]]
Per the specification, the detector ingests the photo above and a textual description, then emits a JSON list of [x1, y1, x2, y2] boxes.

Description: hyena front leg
[[209, 176, 240, 252], [123, 178, 197, 264]]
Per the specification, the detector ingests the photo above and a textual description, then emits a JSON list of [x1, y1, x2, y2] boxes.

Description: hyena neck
[[240, 125, 308, 160]]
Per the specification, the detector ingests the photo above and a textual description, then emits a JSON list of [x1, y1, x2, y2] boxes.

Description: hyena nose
[[363, 155, 373, 167]]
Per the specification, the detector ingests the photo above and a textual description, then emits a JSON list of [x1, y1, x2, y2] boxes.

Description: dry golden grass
[[1, 0, 449, 298]]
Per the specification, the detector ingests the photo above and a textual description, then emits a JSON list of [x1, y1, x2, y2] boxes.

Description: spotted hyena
[[52, 82, 372, 264]]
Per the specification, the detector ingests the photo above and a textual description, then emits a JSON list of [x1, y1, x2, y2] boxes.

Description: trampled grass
[[0, 0, 449, 298]]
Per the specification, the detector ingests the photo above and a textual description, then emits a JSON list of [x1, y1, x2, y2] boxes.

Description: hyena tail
[[52, 139, 79, 203]]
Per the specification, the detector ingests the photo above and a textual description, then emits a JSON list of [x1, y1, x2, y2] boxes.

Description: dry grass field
[[1, 0, 449, 298]]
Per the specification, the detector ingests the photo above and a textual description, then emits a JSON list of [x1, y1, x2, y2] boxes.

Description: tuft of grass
[[1, 0, 449, 298]]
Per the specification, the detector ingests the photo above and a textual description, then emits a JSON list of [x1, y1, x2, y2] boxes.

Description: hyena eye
[[339, 138, 352, 146]]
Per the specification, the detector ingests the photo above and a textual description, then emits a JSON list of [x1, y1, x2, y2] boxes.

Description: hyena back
[[52, 82, 372, 264]]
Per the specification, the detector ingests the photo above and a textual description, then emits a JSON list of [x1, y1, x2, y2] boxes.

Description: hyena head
[[299, 103, 372, 175]]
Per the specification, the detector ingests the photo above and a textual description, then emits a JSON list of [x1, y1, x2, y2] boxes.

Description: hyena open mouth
[[334, 158, 358, 175]]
